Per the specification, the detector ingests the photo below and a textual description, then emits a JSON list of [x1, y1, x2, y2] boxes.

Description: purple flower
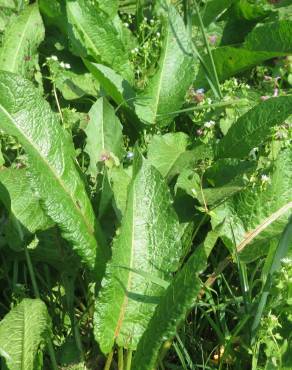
[[208, 35, 217, 45], [260, 95, 270, 101], [100, 153, 110, 161], [273, 88, 279, 97]]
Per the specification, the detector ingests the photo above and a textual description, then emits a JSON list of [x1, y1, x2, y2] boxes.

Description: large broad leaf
[[84, 61, 136, 108], [244, 20, 292, 52], [135, 3, 194, 126], [132, 230, 219, 370], [199, 0, 234, 27], [216, 96, 292, 159], [147, 133, 213, 182], [195, 20, 292, 87], [84, 97, 124, 176], [0, 4, 44, 80], [94, 151, 182, 353], [175, 159, 256, 207], [66, 0, 133, 81], [0, 72, 107, 271], [0, 168, 53, 249], [147, 133, 190, 178], [0, 298, 50, 370], [212, 148, 292, 262]]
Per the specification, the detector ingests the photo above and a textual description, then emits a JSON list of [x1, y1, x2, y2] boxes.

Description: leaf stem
[[24, 245, 58, 370], [193, 0, 223, 99], [104, 350, 114, 370], [118, 347, 124, 370], [125, 349, 133, 370], [157, 98, 246, 117]]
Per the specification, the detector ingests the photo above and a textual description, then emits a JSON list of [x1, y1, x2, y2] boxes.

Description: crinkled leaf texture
[[132, 230, 219, 370], [0, 298, 50, 370], [0, 168, 54, 250], [135, 3, 194, 126], [216, 96, 292, 159], [0, 72, 106, 271], [0, 3, 44, 80], [66, 0, 133, 81], [94, 151, 182, 353], [212, 148, 292, 262], [84, 97, 124, 175]]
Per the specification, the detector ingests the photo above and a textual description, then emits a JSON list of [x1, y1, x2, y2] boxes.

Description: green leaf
[[84, 97, 124, 175], [132, 230, 220, 370], [244, 20, 292, 52], [109, 166, 131, 220], [0, 168, 54, 250], [48, 60, 99, 100], [39, 0, 68, 34], [0, 4, 45, 80], [97, 0, 118, 19], [147, 132, 190, 178], [196, 47, 278, 87], [135, 4, 194, 126], [0, 71, 107, 271], [200, 0, 234, 27], [195, 20, 292, 87], [66, 0, 133, 81], [176, 159, 256, 207], [216, 96, 292, 159], [0, 298, 51, 370], [84, 61, 136, 108], [0, 0, 15, 9], [251, 217, 292, 338], [212, 148, 292, 262], [94, 151, 182, 353]]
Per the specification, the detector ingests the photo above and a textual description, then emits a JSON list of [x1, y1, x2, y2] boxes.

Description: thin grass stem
[[193, 0, 223, 98]]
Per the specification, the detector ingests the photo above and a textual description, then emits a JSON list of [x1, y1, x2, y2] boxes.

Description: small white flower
[[281, 257, 292, 265], [196, 88, 205, 94], [124, 22, 129, 28], [249, 147, 258, 159], [150, 19, 154, 25], [261, 174, 270, 183], [64, 63, 71, 69], [60, 61, 65, 68], [144, 17, 148, 22], [131, 49, 136, 54], [156, 32, 161, 37], [51, 55, 58, 61], [134, 47, 139, 53], [204, 120, 215, 129]]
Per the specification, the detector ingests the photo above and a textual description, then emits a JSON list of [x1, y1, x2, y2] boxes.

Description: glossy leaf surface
[[0, 3, 45, 80], [135, 4, 194, 126], [84, 97, 124, 175], [212, 148, 292, 262], [94, 152, 182, 353], [132, 230, 219, 369], [216, 96, 292, 159], [67, 0, 133, 81], [0, 298, 50, 370], [0, 72, 106, 271]]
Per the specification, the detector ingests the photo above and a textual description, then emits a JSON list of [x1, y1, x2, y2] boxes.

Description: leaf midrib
[[9, 6, 35, 73], [113, 187, 136, 339], [151, 24, 170, 123], [0, 104, 95, 238]]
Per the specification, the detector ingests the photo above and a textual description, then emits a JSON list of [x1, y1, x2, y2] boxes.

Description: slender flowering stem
[[157, 98, 246, 116]]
